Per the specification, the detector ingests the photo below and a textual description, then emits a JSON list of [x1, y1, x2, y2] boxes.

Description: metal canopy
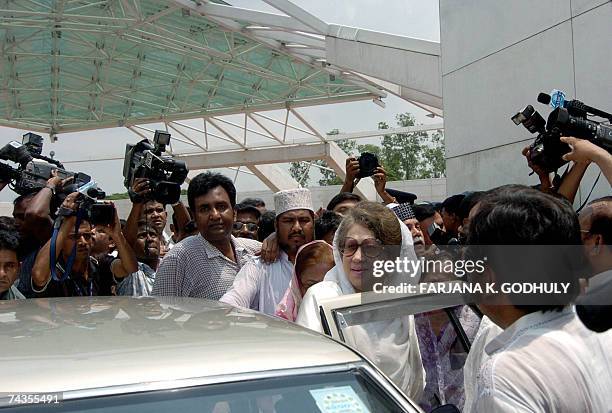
[[0, 0, 378, 134]]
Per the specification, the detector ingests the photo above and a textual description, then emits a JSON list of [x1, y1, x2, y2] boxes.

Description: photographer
[[340, 156, 396, 203], [123, 177, 191, 253], [12, 171, 71, 258], [30, 193, 136, 297]]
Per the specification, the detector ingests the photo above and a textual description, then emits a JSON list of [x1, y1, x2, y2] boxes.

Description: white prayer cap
[[274, 188, 314, 217]]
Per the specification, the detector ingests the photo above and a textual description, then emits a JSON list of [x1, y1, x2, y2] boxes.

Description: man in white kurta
[[221, 188, 314, 315]]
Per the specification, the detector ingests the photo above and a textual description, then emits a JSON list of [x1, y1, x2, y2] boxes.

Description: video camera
[[0, 132, 92, 195], [122, 130, 188, 205], [512, 90, 612, 172], [76, 181, 114, 226]]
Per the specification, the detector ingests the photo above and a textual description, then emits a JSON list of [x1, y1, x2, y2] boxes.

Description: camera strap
[[50, 211, 83, 282]]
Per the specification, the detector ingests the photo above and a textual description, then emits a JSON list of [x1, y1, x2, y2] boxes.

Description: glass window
[[13, 370, 412, 413]]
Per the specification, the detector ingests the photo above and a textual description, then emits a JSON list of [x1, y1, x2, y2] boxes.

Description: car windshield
[[19, 369, 409, 413]]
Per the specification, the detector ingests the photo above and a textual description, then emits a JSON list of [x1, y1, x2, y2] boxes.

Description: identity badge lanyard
[[50, 210, 83, 282]]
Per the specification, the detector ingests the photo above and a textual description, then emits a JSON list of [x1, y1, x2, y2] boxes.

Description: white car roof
[[0, 297, 361, 394]]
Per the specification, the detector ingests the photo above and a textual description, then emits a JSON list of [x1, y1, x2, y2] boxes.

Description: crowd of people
[[0, 136, 611, 412]]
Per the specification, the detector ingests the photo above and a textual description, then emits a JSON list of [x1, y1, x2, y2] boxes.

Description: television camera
[[123, 130, 188, 205], [512, 90, 612, 172]]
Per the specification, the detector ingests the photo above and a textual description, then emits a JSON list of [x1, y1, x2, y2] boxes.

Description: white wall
[[440, 0, 612, 202]]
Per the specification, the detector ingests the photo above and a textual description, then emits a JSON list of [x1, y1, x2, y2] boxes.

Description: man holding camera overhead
[[29, 193, 137, 297], [340, 154, 399, 205]]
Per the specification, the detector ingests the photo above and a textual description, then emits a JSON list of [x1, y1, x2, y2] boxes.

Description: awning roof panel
[[0, 0, 376, 133]]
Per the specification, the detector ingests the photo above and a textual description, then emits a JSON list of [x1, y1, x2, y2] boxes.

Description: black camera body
[[0, 133, 92, 195], [73, 185, 114, 226], [123, 130, 188, 205], [357, 152, 380, 178], [512, 92, 612, 172]]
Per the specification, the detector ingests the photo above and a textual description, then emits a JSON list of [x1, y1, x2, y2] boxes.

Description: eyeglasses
[[68, 232, 93, 241], [340, 237, 383, 258], [233, 221, 258, 232]]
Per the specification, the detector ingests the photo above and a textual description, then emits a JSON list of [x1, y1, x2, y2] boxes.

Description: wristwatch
[[45, 185, 56, 196]]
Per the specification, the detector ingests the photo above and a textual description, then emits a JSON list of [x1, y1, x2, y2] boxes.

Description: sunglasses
[[340, 237, 383, 258], [233, 222, 258, 232]]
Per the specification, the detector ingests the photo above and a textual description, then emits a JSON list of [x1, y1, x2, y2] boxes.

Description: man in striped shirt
[[152, 172, 260, 300]]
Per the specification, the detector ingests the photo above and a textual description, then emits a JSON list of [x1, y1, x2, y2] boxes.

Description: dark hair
[[458, 191, 485, 220], [257, 210, 276, 242], [0, 217, 16, 232], [441, 194, 465, 216], [240, 197, 265, 208], [585, 196, 612, 245], [466, 185, 582, 312], [326, 192, 362, 211], [336, 202, 402, 247], [171, 211, 178, 229], [235, 203, 262, 219], [0, 229, 19, 253], [315, 211, 342, 240], [187, 172, 236, 212], [13, 192, 36, 206], [412, 204, 436, 222]]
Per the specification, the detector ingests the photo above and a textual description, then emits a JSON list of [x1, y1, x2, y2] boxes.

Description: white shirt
[[220, 251, 293, 315], [296, 280, 425, 402], [463, 316, 502, 412], [471, 307, 612, 413]]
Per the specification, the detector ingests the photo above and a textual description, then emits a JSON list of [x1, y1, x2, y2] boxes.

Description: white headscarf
[[296, 208, 425, 400], [323, 210, 421, 293]]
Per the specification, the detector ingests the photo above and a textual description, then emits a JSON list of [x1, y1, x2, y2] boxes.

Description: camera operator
[[340, 156, 396, 203], [12, 171, 71, 258], [13, 171, 73, 297], [124, 177, 191, 254], [29, 193, 136, 297], [561, 136, 612, 186]]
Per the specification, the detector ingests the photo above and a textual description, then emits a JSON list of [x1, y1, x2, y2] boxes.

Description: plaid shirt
[[152, 234, 261, 300]]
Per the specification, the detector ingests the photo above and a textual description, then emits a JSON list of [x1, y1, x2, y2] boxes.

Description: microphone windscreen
[[537, 93, 551, 105]]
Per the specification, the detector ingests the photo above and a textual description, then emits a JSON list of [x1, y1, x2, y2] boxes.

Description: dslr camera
[[0, 132, 92, 195], [512, 90, 612, 172], [357, 152, 380, 178], [123, 130, 188, 205]]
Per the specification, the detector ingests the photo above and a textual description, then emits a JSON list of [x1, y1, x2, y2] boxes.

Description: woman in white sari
[[296, 202, 425, 401]]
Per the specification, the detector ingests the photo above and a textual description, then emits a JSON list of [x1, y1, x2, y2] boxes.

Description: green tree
[[289, 161, 311, 187], [288, 115, 446, 186], [420, 129, 445, 178]]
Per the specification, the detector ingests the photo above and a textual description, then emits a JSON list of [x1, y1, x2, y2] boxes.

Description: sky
[[0, 0, 440, 202]]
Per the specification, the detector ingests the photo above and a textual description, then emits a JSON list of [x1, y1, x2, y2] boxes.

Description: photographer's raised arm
[[108, 203, 138, 279], [22, 172, 69, 243], [123, 178, 149, 247], [522, 146, 554, 193], [561, 137, 612, 186], [372, 166, 396, 204], [31, 192, 79, 289], [171, 200, 191, 240], [557, 160, 590, 203], [340, 156, 360, 194]]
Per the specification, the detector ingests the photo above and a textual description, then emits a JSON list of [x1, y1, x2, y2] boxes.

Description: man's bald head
[[579, 196, 612, 245]]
